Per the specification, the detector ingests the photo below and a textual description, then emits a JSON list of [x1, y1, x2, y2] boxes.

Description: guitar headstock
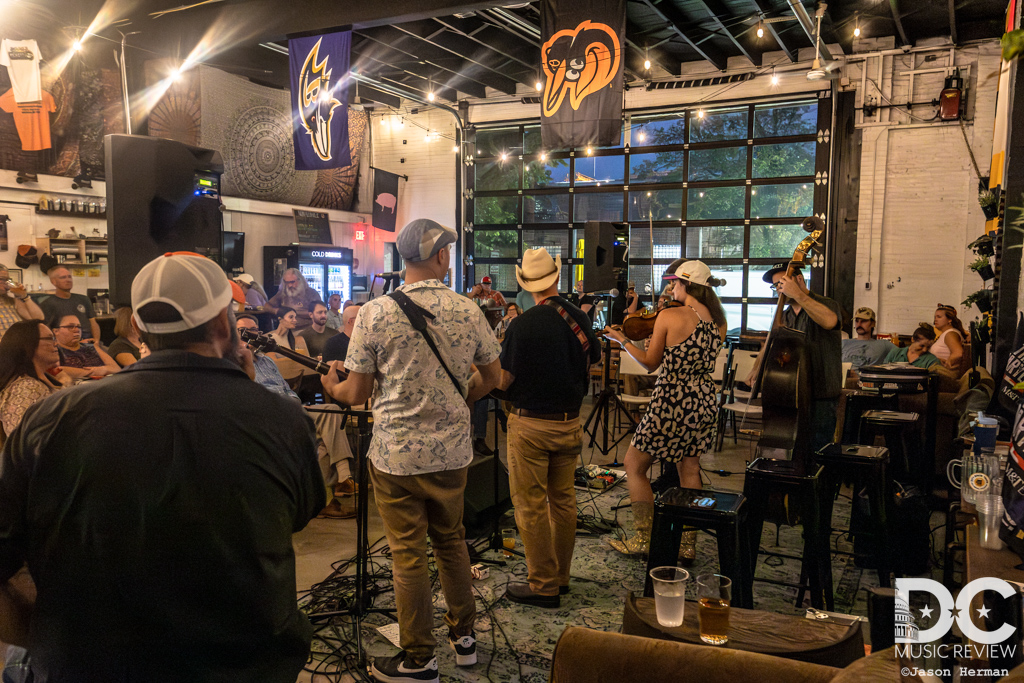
[[239, 328, 277, 354]]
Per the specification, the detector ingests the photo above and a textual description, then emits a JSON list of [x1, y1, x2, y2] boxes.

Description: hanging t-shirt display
[[999, 345, 1024, 558], [0, 39, 42, 103], [0, 89, 55, 150]]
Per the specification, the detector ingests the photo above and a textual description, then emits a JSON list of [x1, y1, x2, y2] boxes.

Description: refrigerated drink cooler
[[263, 245, 353, 302]]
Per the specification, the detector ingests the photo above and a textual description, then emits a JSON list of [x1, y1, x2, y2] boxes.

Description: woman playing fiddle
[[603, 261, 727, 561]]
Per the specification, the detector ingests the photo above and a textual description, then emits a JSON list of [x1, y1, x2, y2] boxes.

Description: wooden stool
[[645, 487, 752, 609], [743, 457, 833, 610]]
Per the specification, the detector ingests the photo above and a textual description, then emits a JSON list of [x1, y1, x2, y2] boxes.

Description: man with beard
[[266, 268, 319, 331], [298, 300, 338, 359], [0, 252, 324, 681], [841, 307, 894, 371]]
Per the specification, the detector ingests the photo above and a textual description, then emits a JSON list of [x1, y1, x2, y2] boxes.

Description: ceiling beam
[[626, 20, 681, 76], [431, 15, 538, 71], [354, 30, 495, 97], [356, 83, 402, 108], [382, 23, 521, 94], [784, 0, 833, 63], [639, 0, 730, 71], [888, 0, 911, 46], [747, 0, 796, 62], [351, 35, 480, 99], [948, 0, 958, 44], [692, 0, 762, 66]]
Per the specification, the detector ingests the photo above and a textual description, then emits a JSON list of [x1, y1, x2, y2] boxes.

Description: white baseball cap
[[674, 260, 713, 287], [132, 253, 234, 334]]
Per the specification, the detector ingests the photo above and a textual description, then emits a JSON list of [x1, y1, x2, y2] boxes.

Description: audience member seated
[[40, 266, 100, 342], [322, 304, 360, 363], [882, 325, 940, 368], [107, 307, 147, 367], [930, 303, 965, 371], [0, 264, 44, 341], [235, 314, 299, 400], [269, 306, 311, 355], [233, 273, 268, 308], [840, 307, 894, 370], [494, 303, 521, 340], [325, 293, 344, 331], [265, 268, 319, 330], [0, 321, 70, 444], [53, 314, 119, 380], [298, 301, 337, 359]]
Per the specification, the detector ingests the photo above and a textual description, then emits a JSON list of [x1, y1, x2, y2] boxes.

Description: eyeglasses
[[58, 324, 82, 330]]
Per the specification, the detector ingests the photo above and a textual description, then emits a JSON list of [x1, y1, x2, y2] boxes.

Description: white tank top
[[931, 328, 960, 361]]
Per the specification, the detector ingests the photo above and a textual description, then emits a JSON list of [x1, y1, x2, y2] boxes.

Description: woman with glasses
[[0, 320, 70, 445], [931, 304, 966, 372], [53, 314, 120, 380]]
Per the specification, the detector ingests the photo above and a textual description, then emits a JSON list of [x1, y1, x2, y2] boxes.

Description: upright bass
[[749, 216, 826, 466]]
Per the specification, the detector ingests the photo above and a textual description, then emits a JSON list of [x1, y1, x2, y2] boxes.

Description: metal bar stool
[[815, 444, 894, 588], [644, 487, 752, 609], [860, 410, 921, 484], [743, 457, 833, 610]]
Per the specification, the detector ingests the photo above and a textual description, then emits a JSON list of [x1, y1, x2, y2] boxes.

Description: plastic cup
[[649, 566, 689, 627], [696, 573, 732, 644], [972, 413, 999, 455], [501, 528, 516, 557], [976, 494, 1005, 550]]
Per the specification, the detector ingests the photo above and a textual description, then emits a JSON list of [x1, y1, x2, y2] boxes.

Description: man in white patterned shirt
[[322, 218, 500, 683]]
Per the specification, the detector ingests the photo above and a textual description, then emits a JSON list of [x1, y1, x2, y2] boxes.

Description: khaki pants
[[370, 465, 476, 661], [506, 413, 582, 596]]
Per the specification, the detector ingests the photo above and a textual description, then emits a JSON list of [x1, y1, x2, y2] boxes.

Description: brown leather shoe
[[334, 478, 357, 497], [317, 499, 356, 519], [505, 583, 559, 608]]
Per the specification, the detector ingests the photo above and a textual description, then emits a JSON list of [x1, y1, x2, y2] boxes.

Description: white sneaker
[[370, 652, 439, 683], [449, 631, 477, 666]]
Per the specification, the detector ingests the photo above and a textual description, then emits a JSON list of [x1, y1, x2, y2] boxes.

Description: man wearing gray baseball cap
[[0, 252, 324, 681], [323, 219, 501, 683]]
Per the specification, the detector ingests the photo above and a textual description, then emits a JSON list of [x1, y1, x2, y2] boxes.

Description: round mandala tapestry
[[225, 104, 295, 199]]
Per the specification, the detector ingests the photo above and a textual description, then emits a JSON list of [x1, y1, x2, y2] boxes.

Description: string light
[[535, 80, 543, 91], [500, 152, 508, 161], [585, 147, 593, 155], [644, 47, 651, 71], [539, 152, 547, 161], [771, 69, 778, 86], [427, 91, 435, 101], [637, 127, 646, 142], [697, 109, 705, 119], [854, 12, 861, 37], [757, 22, 764, 39], [73, 38, 84, 52], [452, 145, 459, 152], [427, 76, 435, 101]]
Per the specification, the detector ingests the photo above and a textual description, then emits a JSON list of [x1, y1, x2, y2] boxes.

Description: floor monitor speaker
[[464, 453, 512, 534]]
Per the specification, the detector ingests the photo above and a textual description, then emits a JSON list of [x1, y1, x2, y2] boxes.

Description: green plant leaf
[[1003, 30, 1024, 61]]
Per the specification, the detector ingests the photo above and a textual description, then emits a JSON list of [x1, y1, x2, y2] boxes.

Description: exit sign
[[354, 229, 366, 241]]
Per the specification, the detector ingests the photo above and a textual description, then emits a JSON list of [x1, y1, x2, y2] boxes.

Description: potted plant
[[963, 289, 993, 313], [970, 255, 995, 281], [979, 189, 1000, 220], [967, 234, 995, 257], [973, 315, 992, 345]]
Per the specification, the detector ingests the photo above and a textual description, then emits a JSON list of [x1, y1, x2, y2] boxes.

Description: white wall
[[847, 40, 1001, 335]]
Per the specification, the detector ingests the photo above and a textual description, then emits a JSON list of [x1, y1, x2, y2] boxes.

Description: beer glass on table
[[697, 573, 731, 645]]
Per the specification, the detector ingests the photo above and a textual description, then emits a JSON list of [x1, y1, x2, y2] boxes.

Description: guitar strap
[[543, 298, 592, 371], [388, 291, 465, 397]]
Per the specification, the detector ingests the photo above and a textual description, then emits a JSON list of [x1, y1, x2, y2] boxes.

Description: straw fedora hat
[[516, 248, 561, 293]]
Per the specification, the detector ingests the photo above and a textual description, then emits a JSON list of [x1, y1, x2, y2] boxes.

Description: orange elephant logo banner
[[540, 0, 625, 150]]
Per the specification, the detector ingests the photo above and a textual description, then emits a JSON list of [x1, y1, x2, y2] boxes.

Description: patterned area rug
[[306, 482, 885, 681]]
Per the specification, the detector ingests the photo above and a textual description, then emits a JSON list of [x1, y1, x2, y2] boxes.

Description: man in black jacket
[[0, 253, 324, 682]]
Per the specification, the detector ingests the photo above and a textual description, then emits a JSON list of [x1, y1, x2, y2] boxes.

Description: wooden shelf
[[35, 208, 106, 219], [36, 237, 108, 267]]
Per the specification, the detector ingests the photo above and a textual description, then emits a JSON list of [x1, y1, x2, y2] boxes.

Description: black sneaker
[[370, 652, 439, 683], [449, 631, 476, 666], [473, 439, 494, 456]]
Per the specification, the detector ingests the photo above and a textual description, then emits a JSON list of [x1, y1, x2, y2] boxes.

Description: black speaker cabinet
[[464, 454, 512, 534], [105, 135, 225, 307], [583, 221, 616, 292]]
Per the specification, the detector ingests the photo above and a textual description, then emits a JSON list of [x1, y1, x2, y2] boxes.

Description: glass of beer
[[649, 566, 689, 627], [696, 573, 731, 644], [501, 528, 516, 557]]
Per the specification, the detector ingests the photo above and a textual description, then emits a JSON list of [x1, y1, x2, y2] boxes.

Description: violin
[[619, 301, 683, 341]]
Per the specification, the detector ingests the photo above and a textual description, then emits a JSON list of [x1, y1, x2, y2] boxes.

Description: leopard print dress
[[631, 307, 722, 461]]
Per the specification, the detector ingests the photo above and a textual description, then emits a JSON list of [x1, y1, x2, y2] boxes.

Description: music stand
[[583, 338, 638, 466], [305, 407, 394, 667]]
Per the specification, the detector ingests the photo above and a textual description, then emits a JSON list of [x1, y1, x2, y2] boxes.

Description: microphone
[[591, 288, 620, 298], [375, 270, 405, 279]]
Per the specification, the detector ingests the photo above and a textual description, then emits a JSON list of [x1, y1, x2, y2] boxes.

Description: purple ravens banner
[[540, 0, 625, 150], [288, 31, 352, 170], [372, 169, 400, 232]]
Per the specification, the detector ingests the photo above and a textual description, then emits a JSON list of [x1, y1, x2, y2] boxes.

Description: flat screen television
[[221, 231, 245, 273]]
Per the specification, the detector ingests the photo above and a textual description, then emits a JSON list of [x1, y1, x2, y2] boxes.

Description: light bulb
[[644, 58, 651, 70], [427, 91, 435, 101], [757, 23, 764, 38], [381, 118, 388, 127], [535, 81, 543, 91], [73, 39, 84, 52], [453, 145, 459, 152], [585, 147, 593, 155], [697, 109, 705, 119], [500, 152, 508, 161], [637, 130, 646, 141], [540, 153, 547, 161], [854, 26, 861, 37], [771, 72, 779, 85]]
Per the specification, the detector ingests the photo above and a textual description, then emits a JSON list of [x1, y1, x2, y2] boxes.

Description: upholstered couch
[[549, 627, 910, 683]]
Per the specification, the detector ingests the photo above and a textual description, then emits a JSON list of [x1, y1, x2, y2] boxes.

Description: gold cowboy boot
[[608, 502, 653, 556]]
